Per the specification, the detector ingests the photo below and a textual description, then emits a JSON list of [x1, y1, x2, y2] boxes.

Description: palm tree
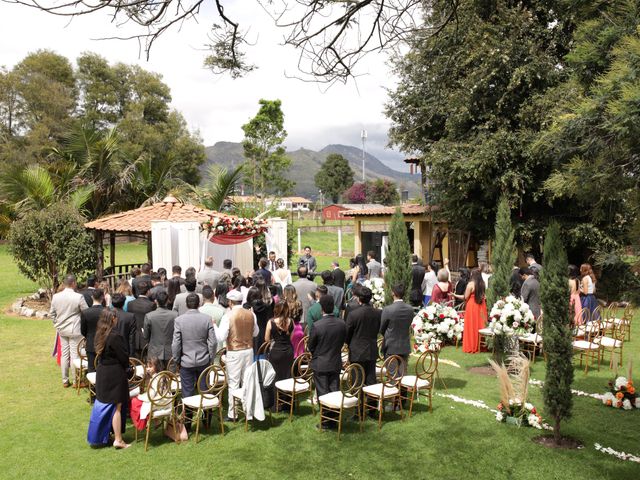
[[193, 164, 244, 211]]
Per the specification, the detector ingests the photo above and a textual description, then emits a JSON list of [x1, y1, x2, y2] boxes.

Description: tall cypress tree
[[486, 197, 516, 309], [540, 222, 573, 445], [384, 207, 412, 304]]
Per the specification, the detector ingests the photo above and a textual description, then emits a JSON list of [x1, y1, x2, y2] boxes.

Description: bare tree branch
[[3, 0, 458, 82]]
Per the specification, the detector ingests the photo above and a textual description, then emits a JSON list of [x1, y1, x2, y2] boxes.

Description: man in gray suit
[[172, 294, 217, 398], [144, 291, 177, 370], [366, 250, 382, 279], [197, 256, 220, 294], [520, 268, 541, 318], [292, 266, 318, 321], [173, 276, 203, 316], [298, 246, 317, 274], [320, 270, 344, 311], [380, 283, 414, 371]]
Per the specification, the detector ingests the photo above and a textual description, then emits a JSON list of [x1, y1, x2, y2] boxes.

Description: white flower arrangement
[[488, 295, 535, 337], [412, 304, 463, 351], [363, 277, 385, 309], [496, 399, 543, 429]]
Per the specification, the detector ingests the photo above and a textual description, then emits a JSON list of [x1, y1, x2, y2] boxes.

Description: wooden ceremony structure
[[343, 204, 477, 271], [84, 196, 217, 283]]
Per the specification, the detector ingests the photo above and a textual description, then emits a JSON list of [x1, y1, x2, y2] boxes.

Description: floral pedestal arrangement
[[496, 401, 543, 429], [488, 296, 535, 360], [412, 304, 463, 353], [601, 376, 639, 410], [363, 278, 385, 309]]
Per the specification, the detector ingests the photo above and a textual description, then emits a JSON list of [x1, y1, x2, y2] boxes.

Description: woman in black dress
[[246, 286, 274, 354], [265, 302, 294, 381], [453, 267, 470, 308], [94, 310, 130, 449]]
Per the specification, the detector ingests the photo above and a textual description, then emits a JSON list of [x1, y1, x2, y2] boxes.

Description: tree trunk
[[554, 415, 561, 445]]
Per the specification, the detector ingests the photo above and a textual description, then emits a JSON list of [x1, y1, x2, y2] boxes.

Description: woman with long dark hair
[[462, 269, 488, 353], [166, 277, 182, 310], [88, 310, 130, 448], [568, 265, 583, 325], [265, 302, 294, 381], [351, 253, 369, 284], [579, 263, 598, 318], [245, 286, 274, 354], [283, 285, 304, 356], [453, 268, 470, 307]]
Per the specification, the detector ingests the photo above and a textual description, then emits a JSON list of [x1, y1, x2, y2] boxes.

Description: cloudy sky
[[0, 1, 409, 171]]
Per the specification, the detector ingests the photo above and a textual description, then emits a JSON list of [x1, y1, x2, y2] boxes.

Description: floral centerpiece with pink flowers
[[412, 304, 463, 352]]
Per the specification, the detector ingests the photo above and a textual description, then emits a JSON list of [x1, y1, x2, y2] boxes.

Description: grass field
[[1, 244, 639, 479]]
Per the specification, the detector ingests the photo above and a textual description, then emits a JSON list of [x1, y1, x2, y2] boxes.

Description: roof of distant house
[[341, 204, 437, 217], [228, 195, 312, 204], [84, 196, 223, 233]]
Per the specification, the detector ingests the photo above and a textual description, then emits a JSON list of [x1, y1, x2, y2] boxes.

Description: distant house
[[228, 195, 312, 212], [322, 203, 384, 221]]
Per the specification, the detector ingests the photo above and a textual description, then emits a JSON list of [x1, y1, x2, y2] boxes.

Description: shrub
[[8, 203, 96, 294]]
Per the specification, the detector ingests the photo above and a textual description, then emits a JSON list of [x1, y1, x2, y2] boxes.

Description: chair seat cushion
[[129, 386, 140, 398], [400, 375, 430, 389], [520, 333, 541, 343], [134, 365, 144, 378], [182, 394, 221, 409], [72, 358, 88, 370], [231, 387, 244, 399], [275, 378, 311, 393], [363, 383, 399, 398], [594, 337, 622, 348], [152, 407, 173, 418], [86, 372, 97, 384], [478, 328, 494, 336], [171, 379, 181, 391], [573, 340, 599, 350], [319, 391, 359, 409]]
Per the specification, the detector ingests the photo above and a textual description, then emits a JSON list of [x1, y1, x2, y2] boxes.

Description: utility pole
[[361, 129, 367, 181]]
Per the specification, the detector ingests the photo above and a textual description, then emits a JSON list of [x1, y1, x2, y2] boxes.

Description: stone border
[[11, 289, 49, 318]]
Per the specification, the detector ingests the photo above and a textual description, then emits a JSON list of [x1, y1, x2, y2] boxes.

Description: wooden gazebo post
[[95, 230, 104, 279], [109, 232, 116, 273], [146, 232, 153, 266]]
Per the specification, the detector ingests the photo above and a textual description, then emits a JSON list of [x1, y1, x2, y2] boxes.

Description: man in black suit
[[331, 260, 346, 291], [80, 288, 104, 372], [345, 286, 382, 387], [344, 283, 362, 322], [308, 295, 346, 430], [126, 281, 156, 358], [132, 263, 152, 298], [79, 276, 97, 308], [380, 283, 413, 372], [112, 293, 136, 356], [143, 291, 177, 370], [410, 255, 426, 307]]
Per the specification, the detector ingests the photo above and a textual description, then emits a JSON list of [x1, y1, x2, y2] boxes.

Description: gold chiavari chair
[[363, 355, 405, 430], [128, 357, 145, 399], [73, 338, 89, 394], [595, 321, 627, 369], [166, 357, 181, 393], [572, 318, 602, 374], [275, 352, 315, 423], [318, 363, 365, 440], [400, 350, 438, 417], [182, 365, 226, 443], [143, 371, 180, 451], [519, 314, 544, 364]]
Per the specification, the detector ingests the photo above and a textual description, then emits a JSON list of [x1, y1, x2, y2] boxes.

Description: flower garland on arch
[[203, 215, 269, 245]]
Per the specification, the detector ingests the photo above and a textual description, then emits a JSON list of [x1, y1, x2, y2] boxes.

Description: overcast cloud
[[0, 1, 408, 171]]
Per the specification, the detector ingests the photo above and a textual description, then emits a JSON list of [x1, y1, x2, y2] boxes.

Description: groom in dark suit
[[410, 255, 426, 307], [345, 286, 381, 387], [80, 288, 105, 373], [380, 283, 413, 373], [127, 281, 156, 358], [308, 295, 346, 429]]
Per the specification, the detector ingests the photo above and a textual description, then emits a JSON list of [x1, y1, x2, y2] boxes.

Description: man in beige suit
[[50, 274, 88, 387]]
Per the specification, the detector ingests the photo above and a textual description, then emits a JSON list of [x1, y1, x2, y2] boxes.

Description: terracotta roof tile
[[84, 197, 223, 233], [342, 204, 437, 217]]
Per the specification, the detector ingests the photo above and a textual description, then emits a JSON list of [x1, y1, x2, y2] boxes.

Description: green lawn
[[0, 244, 639, 479]]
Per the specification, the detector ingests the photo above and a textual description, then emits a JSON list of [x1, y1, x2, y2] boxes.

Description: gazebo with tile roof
[[84, 196, 219, 280], [342, 203, 477, 271]]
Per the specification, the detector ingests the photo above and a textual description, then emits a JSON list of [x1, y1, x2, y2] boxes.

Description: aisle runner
[[434, 392, 640, 464]]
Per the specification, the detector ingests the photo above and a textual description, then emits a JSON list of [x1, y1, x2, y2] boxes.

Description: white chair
[[519, 314, 543, 363], [318, 363, 365, 440], [73, 339, 89, 394], [594, 322, 626, 369], [363, 355, 405, 430], [182, 365, 226, 443], [478, 327, 494, 352]]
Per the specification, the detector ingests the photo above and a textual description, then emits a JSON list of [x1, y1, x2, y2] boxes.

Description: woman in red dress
[[462, 269, 488, 353]]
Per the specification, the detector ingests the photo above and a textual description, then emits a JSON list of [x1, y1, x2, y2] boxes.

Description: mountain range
[[203, 142, 421, 200]]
